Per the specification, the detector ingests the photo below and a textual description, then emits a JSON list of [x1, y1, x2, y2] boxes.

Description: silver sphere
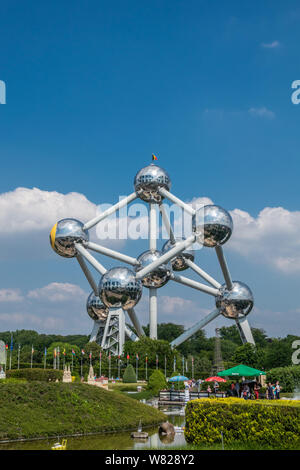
[[193, 205, 233, 247], [134, 164, 171, 203], [86, 292, 109, 321], [99, 267, 142, 310], [216, 281, 254, 319], [50, 218, 89, 258], [162, 238, 195, 271], [135, 250, 171, 288]]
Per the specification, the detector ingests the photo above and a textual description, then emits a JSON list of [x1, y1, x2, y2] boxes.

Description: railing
[[159, 390, 227, 402]]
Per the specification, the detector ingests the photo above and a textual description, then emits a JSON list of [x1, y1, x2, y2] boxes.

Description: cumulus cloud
[[228, 206, 300, 274], [0, 289, 24, 302], [0, 187, 98, 234], [27, 282, 87, 302]]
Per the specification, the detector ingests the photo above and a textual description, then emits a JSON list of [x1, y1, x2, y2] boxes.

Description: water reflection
[[0, 405, 186, 451]]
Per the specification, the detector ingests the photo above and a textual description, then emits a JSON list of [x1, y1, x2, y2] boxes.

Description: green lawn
[[0, 381, 165, 441]]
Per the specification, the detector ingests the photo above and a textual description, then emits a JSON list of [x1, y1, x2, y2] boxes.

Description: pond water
[[0, 405, 186, 450]]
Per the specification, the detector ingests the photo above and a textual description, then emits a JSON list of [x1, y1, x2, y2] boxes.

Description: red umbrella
[[205, 376, 227, 382]]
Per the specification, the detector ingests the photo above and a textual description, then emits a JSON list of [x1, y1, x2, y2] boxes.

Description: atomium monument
[[50, 162, 255, 355]]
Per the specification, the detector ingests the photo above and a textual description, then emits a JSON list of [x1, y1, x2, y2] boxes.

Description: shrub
[[147, 369, 167, 395], [266, 365, 300, 393], [185, 398, 300, 449], [123, 364, 137, 383], [6, 368, 63, 382]]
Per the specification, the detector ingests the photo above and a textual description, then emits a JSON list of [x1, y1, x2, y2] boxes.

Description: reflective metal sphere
[[193, 205, 233, 247], [135, 250, 171, 288], [86, 292, 109, 321], [134, 164, 171, 203], [215, 281, 254, 319], [50, 218, 89, 258], [99, 267, 142, 310], [162, 238, 195, 271]]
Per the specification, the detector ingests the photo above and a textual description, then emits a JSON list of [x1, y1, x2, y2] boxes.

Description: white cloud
[[228, 206, 300, 274], [27, 282, 87, 302], [0, 289, 23, 302], [0, 187, 98, 234], [261, 40, 280, 49], [248, 107, 275, 119]]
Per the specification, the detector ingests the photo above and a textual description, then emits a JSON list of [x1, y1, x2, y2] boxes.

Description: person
[[235, 381, 240, 398], [254, 382, 259, 400], [267, 382, 274, 400], [207, 385, 212, 395], [242, 384, 250, 400], [213, 381, 219, 395], [275, 381, 281, 399]]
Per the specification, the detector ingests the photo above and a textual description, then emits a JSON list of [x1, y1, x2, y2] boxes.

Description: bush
[[266, 365, 300, 393], [6, 368, 63, 382], [123, 364, 137, 383], [147, 369, 167, 395], [185, 398, 300, 449]]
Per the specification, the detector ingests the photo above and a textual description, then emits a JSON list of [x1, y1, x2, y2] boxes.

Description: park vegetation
[[185, 398, 300, 449], [0, 381, 166, 441]]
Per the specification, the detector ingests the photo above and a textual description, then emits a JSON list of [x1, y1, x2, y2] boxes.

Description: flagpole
[[118, 356, 120, 379], [71, 353, 73, 372], [9, 334, 13, 370], [136, 355, 138, 381], [108, 353, 111, 380], [57, 346, 60, 370], [18, 344, 20, 370], [99, 351, 102, 377], [164, 355, 167, 378], [31, 345, 33, 369], [145, 356, 148, 381]]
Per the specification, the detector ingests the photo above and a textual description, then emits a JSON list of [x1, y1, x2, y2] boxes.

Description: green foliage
[[143, 323, 185, 342], [147, 369, 167, 395], [0, 382, 166, 440], [124, 336, 181, 372], [232, 343, 265, 369], [123, 364, 137, 383], [266, 365, 300, 393], [185, 398, 300, 449], [6, 368, 63, 382]]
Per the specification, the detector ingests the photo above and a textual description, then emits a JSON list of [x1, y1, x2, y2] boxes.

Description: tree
[[123, 336, 181, 370], [123, 364, 137, 383], [142, 323, 184, 342], [147, 369, 167, 395]]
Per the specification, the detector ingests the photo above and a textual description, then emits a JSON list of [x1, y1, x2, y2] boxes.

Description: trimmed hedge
[[6, 368, 63, 382], [123, 364, 137, 383], [147, 369, 167, 395], [185, 398, 300, 449]]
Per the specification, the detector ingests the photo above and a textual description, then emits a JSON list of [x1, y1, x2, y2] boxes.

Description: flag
[[81, 349, 85, 355], [145, 356, 148, 362], [54, 348, 57, 358], [10, 334, 13, 351], [99, 351, 102, 359], [5, 344, 8, 350], [108, 352, 111, 360], [136, 353, 139, 360], [127, 353, 130, 360], [44, 347, 47, 356], [63, 349, 66, 356], [156, 354, 158, 364], [89, 351, 92, 359], [152, 154, 158, 161], [72, 349, 75, 355], [31, 345, 34, 354]]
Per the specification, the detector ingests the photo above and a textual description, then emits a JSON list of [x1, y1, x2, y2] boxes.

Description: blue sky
[[0, 1, 299, 338]]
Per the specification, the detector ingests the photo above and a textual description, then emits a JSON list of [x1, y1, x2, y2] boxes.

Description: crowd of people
[[227, 379, 281, 400]]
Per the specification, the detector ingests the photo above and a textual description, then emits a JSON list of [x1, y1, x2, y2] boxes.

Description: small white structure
[[62, 365, 72, 383]]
